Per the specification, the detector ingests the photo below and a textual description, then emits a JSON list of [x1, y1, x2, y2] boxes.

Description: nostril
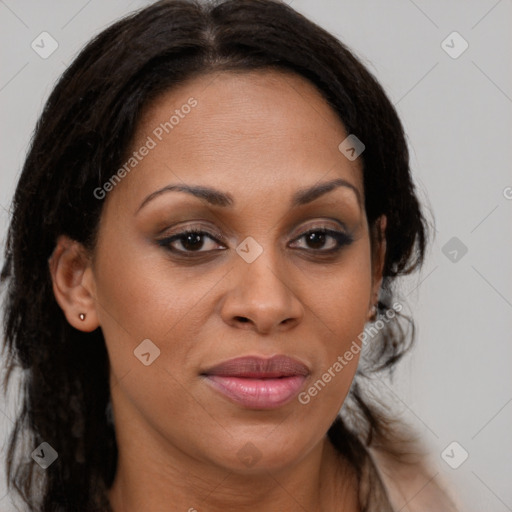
[[235, 316, 250, 323]]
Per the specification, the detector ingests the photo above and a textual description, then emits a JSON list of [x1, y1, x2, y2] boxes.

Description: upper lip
[[201, 355, 310, 378]]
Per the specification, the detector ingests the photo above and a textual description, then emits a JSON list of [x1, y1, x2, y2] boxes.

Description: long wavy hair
[[1, 0, 430, 510]]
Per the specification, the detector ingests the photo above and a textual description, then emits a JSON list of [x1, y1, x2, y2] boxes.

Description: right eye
[[157, 228, 227, 255]]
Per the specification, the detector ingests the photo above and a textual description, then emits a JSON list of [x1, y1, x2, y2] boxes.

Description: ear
[[370, 215, 387, 308], [48, 235, 100, 332]]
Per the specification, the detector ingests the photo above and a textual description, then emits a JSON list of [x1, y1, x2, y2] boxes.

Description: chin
[[205, 431, 312, 474]]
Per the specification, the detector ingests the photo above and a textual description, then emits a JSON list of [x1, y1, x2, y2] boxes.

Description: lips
[[201, 355, 310, 409]]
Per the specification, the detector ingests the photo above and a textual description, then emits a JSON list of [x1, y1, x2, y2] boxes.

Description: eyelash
[[157, 226, 354, 257]]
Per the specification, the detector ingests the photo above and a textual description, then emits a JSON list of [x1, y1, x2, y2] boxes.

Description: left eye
[[290, 228, 353, 252]]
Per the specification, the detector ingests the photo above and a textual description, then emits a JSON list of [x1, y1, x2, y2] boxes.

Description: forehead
[[108, 69, 364, 211]]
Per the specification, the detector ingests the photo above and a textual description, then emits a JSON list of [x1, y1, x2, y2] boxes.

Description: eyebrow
[[136, 177, 362, 214]]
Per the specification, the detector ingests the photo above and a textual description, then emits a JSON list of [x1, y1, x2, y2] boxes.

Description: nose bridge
[[238, 239, 290, 303], [221, 237, 303, 332], [241, 246, 286, 293]]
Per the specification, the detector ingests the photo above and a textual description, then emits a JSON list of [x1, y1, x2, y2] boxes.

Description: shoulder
[[369, 447, 462, 512]]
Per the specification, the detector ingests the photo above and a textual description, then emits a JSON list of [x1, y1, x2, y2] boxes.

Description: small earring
[[79, 313, 86, 321]]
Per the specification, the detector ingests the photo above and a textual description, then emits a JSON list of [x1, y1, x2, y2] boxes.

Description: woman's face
[[76, 70, 384, 474]]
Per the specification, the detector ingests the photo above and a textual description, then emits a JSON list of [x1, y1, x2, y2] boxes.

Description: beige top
[[371, 448, 462, 512]]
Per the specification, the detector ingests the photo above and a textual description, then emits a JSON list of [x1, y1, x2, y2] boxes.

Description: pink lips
[[201, 355, 309, 410]]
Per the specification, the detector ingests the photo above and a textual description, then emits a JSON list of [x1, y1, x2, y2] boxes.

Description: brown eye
[[158, 229, 225, 254], [290, 228, 353, 252]]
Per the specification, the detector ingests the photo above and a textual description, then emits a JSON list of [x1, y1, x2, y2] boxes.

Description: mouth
[[200, 355, 310, 410]]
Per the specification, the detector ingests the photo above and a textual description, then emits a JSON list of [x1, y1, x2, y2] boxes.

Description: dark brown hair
[[1, 0, 429, 510]]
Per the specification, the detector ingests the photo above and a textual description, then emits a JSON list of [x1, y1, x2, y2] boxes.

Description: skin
[[49, 69, 386, 512]]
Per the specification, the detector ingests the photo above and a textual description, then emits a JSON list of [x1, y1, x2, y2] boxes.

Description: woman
[[1, 0, 460, 510]]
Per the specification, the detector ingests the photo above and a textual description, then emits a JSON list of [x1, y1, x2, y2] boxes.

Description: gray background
[[1, 1, 511, 510]]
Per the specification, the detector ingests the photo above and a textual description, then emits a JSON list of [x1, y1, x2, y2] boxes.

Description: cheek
[[301, 243, 372, 403], [92, 238, 211, 441], [93, 231, 217, 338], [92, 231, 243, 426], [310, 240, 373, 340]]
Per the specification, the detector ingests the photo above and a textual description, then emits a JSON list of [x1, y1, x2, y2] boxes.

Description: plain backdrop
[[0, 1, 511, 511]]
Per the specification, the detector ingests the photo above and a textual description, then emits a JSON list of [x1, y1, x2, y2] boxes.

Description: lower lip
[[204, 375, 307, 409]]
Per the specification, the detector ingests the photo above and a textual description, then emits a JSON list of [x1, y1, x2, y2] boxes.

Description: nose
[[219, 250, 304, 335]]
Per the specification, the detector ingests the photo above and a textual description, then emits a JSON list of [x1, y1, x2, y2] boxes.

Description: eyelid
[[159, 222, 226, 243], [286, 219, 349, 243]]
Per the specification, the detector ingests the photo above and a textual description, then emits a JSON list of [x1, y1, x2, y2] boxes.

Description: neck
[[107, 433, 358, 512]]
